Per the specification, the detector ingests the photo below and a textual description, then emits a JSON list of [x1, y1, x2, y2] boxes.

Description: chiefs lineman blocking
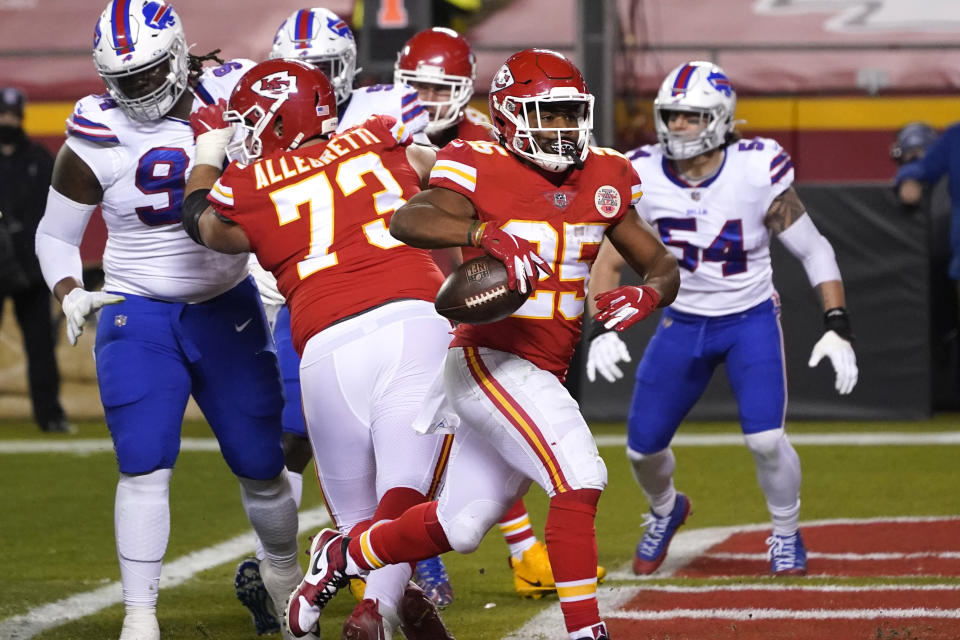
[[181, 60, 454, 639], [285, 49, 679, 640]]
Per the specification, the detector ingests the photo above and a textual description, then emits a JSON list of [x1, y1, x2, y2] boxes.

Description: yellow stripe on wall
[[24, 102, 75, 136], [734, 96, 960, 131]]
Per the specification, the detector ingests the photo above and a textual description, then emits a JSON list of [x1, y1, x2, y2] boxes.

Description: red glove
[[593, 285, 660, 332], [189, 99, 234, 167], [189, 98, 230, 138], [477, 225, 553, 295]]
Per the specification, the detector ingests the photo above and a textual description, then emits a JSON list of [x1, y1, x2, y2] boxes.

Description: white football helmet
[[269, 8, 357, 105], [92, 0, 189, 122], [654, 61, 737, 159]]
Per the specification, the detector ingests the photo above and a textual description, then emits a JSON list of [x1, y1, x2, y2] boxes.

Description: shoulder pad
[[65, 95, 121, 145]]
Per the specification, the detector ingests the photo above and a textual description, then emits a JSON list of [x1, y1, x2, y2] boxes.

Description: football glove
[[593, 285, 660, 332], [61, 288, 125, 346], [190, 98, 234, 167], [586, 330, 632, 383], [808, 330, 858, 395], [477, 225, 553, 295]]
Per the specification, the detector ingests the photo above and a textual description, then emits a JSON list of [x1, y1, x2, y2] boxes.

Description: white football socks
[[744, 428, 802, 536], [627, 446, 677, 517], [115, 469, 172, 610]]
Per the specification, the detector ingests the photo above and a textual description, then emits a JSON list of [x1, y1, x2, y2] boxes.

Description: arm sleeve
[[35, 187, 96, 291], [775, 212, 842, 287]]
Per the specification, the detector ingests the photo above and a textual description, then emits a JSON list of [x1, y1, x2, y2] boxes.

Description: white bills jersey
[[65, 59, 255, 303], [629, 138, 794, 315], [337, 82, 431, 144]]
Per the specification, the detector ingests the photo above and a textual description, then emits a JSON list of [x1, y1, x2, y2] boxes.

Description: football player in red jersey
[[285, 49, 680, 640], [180, 59, 454, 640], [394, 25, 607, 603]]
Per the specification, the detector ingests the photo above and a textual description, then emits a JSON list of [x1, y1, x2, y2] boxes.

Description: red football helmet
[[225, 59, 338, 164], [394, 27, 476, 134], [488, 49, 594, 172]]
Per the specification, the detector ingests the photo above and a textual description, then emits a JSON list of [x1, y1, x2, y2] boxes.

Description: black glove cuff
[[824, 307, 854, 341], [584, 318, 613, 343]]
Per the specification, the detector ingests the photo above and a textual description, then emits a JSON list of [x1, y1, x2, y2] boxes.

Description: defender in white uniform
[[586, 61, 859, 577], [33, 2, 303, 638]]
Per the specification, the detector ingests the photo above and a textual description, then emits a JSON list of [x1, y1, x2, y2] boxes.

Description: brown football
[[434, 255, 531, 324]]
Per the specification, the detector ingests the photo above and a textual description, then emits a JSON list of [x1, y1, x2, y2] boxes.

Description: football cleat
[[343, 598, 393, 640], [767, 531, 808, 576], [348, 577, 367, 602], [398, 582, 455, 640], [571, 621, 610, 640], [412, 556, 454, 608], [118, 609, 160, 640], [509, 540, 606, 599], [234, 557, 281, 635], [633, 493, 692, 575], [285, 528, 351, 637]]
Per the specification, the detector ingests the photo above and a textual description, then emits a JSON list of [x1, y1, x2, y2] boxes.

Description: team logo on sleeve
[[253, 72, 298, 98], [594, 186, 621, 217], [491, 64, 515, 92]]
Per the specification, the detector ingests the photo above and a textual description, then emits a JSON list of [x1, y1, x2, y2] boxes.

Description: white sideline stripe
[[508, 516, 960, 639], [0, 507, 331, 640], [710, 551, 960, 561], [4, 431, 960, 455], [605, 583, 960, 593], [607, 608, 960, 621], [594, 432, 960, 448]]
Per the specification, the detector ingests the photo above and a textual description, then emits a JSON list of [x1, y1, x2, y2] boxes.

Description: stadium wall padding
[[577, 184, 934, 421]]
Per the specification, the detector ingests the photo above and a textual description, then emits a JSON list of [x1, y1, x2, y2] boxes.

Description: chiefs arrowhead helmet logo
[[490, 63, 514, 93], [253, 71, 298, 98]]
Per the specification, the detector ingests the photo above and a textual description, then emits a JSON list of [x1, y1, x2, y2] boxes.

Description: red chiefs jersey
[[429, 140, 643, 379], [210, 115, 444, 354], [455, 106, 496, 142]]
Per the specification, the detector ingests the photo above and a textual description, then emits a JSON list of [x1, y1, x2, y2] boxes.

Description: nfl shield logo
[[554, 192, 568, 209], [690, 190, 701, 201]]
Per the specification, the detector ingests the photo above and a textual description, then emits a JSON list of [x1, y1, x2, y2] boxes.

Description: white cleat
[[118, 610, 159, 640]]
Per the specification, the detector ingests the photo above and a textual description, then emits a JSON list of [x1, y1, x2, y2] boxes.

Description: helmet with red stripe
[[224, 59, 338, 165], [92, 0, 189, 121], [488, 49, 593, 173], [654, 61, 737, 159], [269, 8, 356, 106], [394, 27, 476, 135]]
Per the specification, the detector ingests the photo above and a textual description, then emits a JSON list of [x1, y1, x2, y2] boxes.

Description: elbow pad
[[35, 188, 95, 292], [181, 189, 211, 246], [776, 214, 842, 287]]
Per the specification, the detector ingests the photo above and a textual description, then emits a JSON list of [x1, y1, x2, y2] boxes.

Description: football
[[434, 255, 531, 324]]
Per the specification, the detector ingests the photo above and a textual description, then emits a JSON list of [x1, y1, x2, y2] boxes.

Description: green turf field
[[1, 416, 958, 639]]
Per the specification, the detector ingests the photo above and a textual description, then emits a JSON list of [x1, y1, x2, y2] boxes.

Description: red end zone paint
[[607, 617, 960, 640], [678, 519, 960, 578]]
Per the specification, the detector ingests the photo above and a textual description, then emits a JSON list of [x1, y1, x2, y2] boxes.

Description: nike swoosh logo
[[518, 577, 543, 587], [235, 318, 252, 332]]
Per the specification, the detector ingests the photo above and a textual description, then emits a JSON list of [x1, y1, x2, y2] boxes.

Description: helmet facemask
[[394, 65, 473, 134], [224, 99, 286, 165], [495, 90, 593, 172], [295, 49, 356, 105], [655, 104, 730, 160]]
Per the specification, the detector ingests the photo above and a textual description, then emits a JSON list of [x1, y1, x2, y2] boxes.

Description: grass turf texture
[[1, 417, 958, 639]]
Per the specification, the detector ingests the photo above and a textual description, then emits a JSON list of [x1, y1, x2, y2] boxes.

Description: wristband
[[469, 221, 487, 247], [584, 318, 613, 343], [824, 307, 853, 341]]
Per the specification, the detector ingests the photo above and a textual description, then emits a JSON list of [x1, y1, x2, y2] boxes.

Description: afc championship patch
[[594, 185, 621, 218]]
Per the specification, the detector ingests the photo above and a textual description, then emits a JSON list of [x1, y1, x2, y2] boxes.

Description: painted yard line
[[5, 432, 960, 455], [709, 551, 960, 561], [0, 507, 331, 640], [605, 515, 960, 580], [505, 584, 640, 640], [598, 583, 960, 593], [607, 607, 960, 621], [595, 432, 960, 447]]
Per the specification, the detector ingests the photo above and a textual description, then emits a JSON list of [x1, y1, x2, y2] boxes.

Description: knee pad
[[555, 425, 608, 491], [437, 499, 505, 554], [744, 428, 787, 462]]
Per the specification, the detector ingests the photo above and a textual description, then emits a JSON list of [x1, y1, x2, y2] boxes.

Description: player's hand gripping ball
[[435, 255, 531, 324]]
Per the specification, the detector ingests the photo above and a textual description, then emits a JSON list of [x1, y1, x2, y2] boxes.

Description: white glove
[[586, 331, 632, 383], [61, 288, 125, 346], [808, 329, 858, 395]]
